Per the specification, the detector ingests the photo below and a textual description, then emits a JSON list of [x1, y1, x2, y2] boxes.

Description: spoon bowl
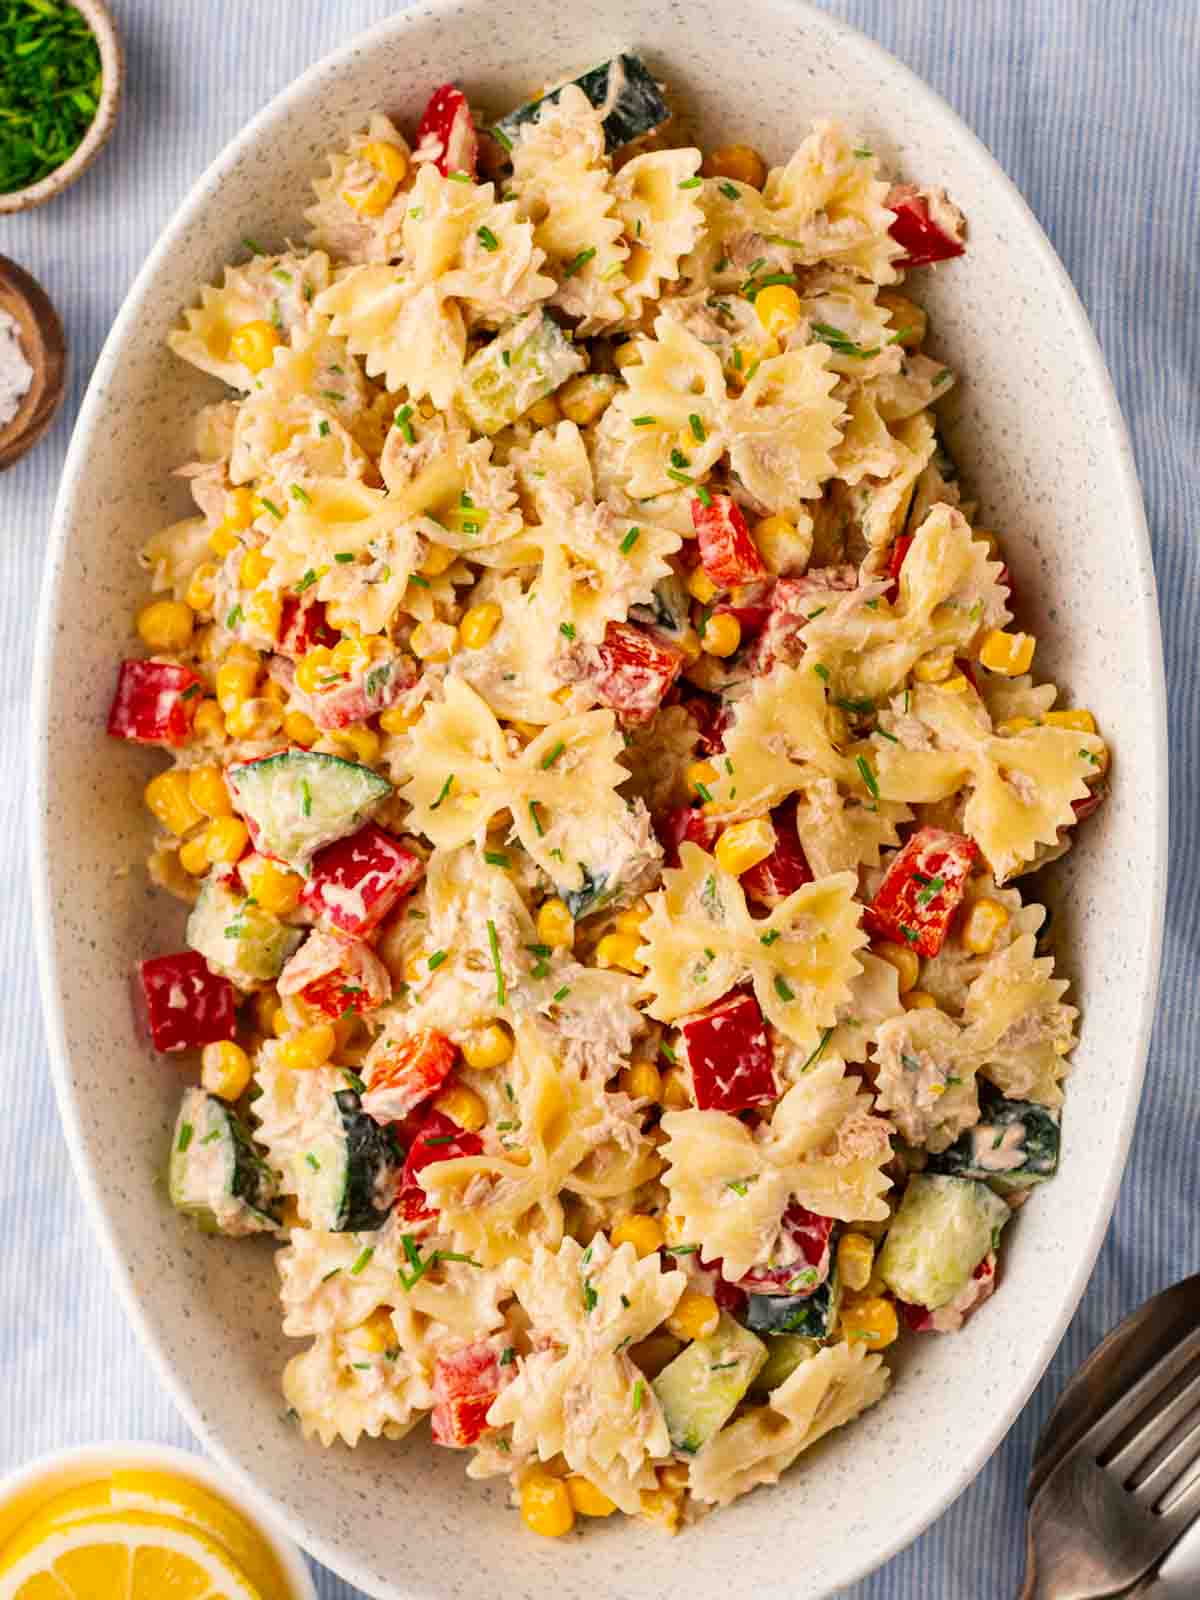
[[0, 257, 67, 471]]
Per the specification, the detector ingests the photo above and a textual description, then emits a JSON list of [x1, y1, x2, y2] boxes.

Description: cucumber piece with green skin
[[292, 1089, 397, 1232], [169, 1089, 279, 1236], [493, 55, 670, 154], [750, 1334, 819, 1396], [651, 1311, 767, 1455], [186, 879, 302, 989], [879, 1173, 1011, 1311], [928, 1099, 1060, 1191], [227, 749, 391, 866], [457, 311, 585, 436], [745, 1271, 840, 1340]]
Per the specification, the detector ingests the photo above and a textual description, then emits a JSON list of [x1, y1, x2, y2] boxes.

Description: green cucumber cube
[[651, 1311, 767, 1455], [227, 749, 391, 865], [186, 879, 302, 989], [879, 1173, 1011, 1310], [457, 312, 585, 436]]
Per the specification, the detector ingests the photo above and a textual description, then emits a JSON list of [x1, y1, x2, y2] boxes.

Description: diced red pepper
[[711, 577, 773, 638], [748, 566, 858, 675], [886, 186, 966, 268], [397, 1109, 483, 1223], [363, 1029, 458, 1121], [307, 654, 419, 732], [884, 533, 914, 603], [696, 1252, 749, 1316], [740, 801, 813, 908], [583, 621, 684, 724], [691, 494, 768, 588], [277, 597, 338, 660], [277, 930, 391, 1017], [415, 83, 478, 179], [302, 824, 425, 938], [736, 1205, 835, 1297], [431, 1341, 512, 1447], [135, 951, 238, 1054], [679, 989, 778, 1112], [107, 660, 202, 747], [863, 826, 979, 958], [658, 804, 721, 869]]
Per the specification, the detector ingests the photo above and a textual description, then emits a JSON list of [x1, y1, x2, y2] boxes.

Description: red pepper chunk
[[431, 1341, 512, 1448], [863, 826, 979, 958], [887, 188, 966, 268], [691, 494, 768, 588], [307, 653, 419, 732], [397, 1110, 483, 1223], [740, 802, 813, 908], [884, 533, 914, 603], [679, 990, 777, 1112], [277, 930, 391, 1018], [658, 804, 721, 868], [363, 1030, 458, 1121], [736, 1205, 835, 1297], [136, 951, 237, 1053], [584, 622, 684, 724], [107, 660, 202, 747], [277, 597, 338, 660], [415, 83, 478, 179], [302, 824, 425, 938]]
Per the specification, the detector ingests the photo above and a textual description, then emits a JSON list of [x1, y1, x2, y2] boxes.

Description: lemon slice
[[0, 1509, 262, 1600], [110, 1470, 290, 1597]]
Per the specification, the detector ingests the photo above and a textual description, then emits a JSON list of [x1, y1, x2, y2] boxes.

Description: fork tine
[[1160, 1449, 1200, 1533], [1134, 1404, 1200, 1508], [1108, 1356, 1200, 1479], [1077, 1325, 1200, 1460]]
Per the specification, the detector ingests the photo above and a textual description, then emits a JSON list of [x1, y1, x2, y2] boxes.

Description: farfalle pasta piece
[[962, 927, 1077, 1106], [449, 573, 568, 725], [659, 1056, 893, 1277], [380, 411, 523, 556], [486, 1234, 685, 1511], [873, 1006, 982, 1152], [167, 250, 331, 390], [227, 323, 376, 481], [729, 345, 845, 514], [760, 121, 904, 284], [608, 316, 728, 496], [638, 844, 867, 1050], [282, 1327, 432, 1447], [315, 270, 465, 408], [688, 1342, 889, 1506], [793, 775, 910, 878], [612, 148, 705, 326], [799, 271, 902, 382], [304, 112, 411, 263], [850, 410, 940, 554]]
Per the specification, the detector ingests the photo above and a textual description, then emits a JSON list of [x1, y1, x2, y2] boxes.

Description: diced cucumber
[[186, 879, 302, 990], [631, 573, 691, 640], [227, 749, 391, 866], [651, 1311, 767, 1455], [745, 1272, 840, 1341], [291, 1089, 397, 1232], [750, 1334, 819, 1396], [458, 311, 586, 436], [169, 1088, 279, 1236], [929, 1099, 1060, 1191], [560, 865, 614, 920], [879, 1173, 1011, 1311], [493, 55, 670, 154]]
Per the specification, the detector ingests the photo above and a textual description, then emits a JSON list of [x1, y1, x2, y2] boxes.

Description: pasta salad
[[109, 59, 1110, 1538]]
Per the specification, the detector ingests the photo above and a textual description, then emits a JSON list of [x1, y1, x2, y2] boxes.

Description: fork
[[1019, 1323, 1200, 1598]]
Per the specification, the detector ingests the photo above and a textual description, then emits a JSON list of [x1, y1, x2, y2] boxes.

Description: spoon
[[0, 256, 67, 471]]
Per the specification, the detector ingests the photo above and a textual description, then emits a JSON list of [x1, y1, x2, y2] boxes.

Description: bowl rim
[[0, 0, 124, 216], [0, 1440, 317, 1599], [28, 2, 1169, 1594]]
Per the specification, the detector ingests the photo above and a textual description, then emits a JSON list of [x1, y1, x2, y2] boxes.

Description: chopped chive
[[176, 1122, 194, 1154], [305, 1153, 320, 1171], [563, 247, 597, 278], [559, 621, 576, 640], [430, 773, 454, 810], [718, 181, 740, 200], [632, 1379, 645, 1412], [427, 950, 448, 971], [258, 496, 284, 520], [333, 550, 355, 563], [350, 1246, 375, 1276], [678, 176, 702, 189], [528, 799, 544, 836], [856, 754, 880, 802], [666, 468, 694, 486], [290, 484, 311, 505], [484, 850, 510, 868], [225, 604, 243, 629], [774, 974, 795, 1003], [476, 225, 499, 251], [632, 416, 657, 427], [394, 404, 415, 444], [486, 919, 506, 1007], [695, 484, 713, 508], [490, 125, 513, 153], [294, 568, 318, 593], [813, 662, 831, 682], [300, 779, 312, 817], [620, 526, 641, 554], [540, 740, 566, 769], [688, 413, 706, 442]]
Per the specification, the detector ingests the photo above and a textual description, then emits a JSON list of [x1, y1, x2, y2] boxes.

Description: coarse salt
[[0, 309, 33, 429]]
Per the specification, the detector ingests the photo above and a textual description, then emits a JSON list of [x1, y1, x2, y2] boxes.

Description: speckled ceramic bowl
[[30, 3, 1167, 1597]]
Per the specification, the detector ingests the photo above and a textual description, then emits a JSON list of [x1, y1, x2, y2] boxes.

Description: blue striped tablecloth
[[3, 3, 1197, 1594]]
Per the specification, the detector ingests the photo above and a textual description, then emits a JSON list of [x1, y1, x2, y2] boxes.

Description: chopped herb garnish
[[801, 1027, 834, 1074], [427, 949, 448, 972], [430, 773, 454, 810], [678, 176, 702, 189], [540, 740, 566, 769], [350, 1246, 375, 1276], [760, 929, 781, 946], [290, 484, 311, 505], [300, 779, 313, 817], [563, 246, 597, 278], [500, 1345, 516, 1366], [632, 415, 657, 427], [582, 1277, 598, 1313], [319, 390, 344, 404], [718, 181, 740, 200], [856, 754, 880, 802], [225, 604, 243, 629], [620, 526, 641, 554], [696, 484, 713, 508], [409, 573, 431, 588], [900, 924, 919, 945], [342, 1069, 367, 1094], [176, 1122, 194, 1154], [813, 662, 831, 682], [528, 799, 545, 836], [476, 225, 499, 251], [666, 467, 694, 486], [489, 124, 513, 153], [317, 419, 330, 437], [659, 1039, 677, 1065], [486, 918, 506, 1007], [552, 985, 570, 1003], [773, 974, 795, 1003], [295, 568, 318, 593], [710, 1361, 739, 1371], [688, 413, 706, 442], [305, 1153, 320, 1172], [393, 404, 415, 444], [559, 621, 576, 639], [484, 850, 510, 868], [853, 147, 873, 158], [447, 170, 472, 183], [727, 1178, 750, 1196], [810, 321, 880, 360], [632, 1379, 645, 1413]]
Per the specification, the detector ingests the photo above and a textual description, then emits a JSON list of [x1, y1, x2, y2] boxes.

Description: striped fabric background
[[3, 2, 1197, 1594]]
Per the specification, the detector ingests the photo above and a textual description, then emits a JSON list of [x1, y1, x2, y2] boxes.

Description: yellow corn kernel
[[520, 1472, 574, 1538], [979, 628, 1036, 677], [619, 1061, 662, 1102], [346, 1307, 396, 1354], [377, 706, 416, 736], [271, 1007, 292, 1040], [145, 770, 204, 837], [204, 815, 250, 865], [224, 487, 257, 530], [330, 636, 372, 675], [1045, 708, 1098, 734], [687, 566, 721, 604], [261, 678, 286, 708], [337, 724, 381, 765], [229, 319, 280, 375], [208, 524, 242, 558], [616, 901, 651, 935], [460, 602, 502, 651], [836, 1232, 876, 1294], [187, 765, 232, 819], [362, 139, 408, 184], [940, 671, 971, 695], [912, 648, 954, 684], [417, 542, 456, 580], [461, 1022, 514, 1071], [565, 1476, 615, 1518], [245, 857, 304, 916], [754, 283, 803, 339], [595, 932, 646, 975], [667, 1291, 720, 1343], [294, 646, 334, 695], [283, 710, 319, 747], [280, 1023, 337, 1071], [526, 394, 561, 428], [558, 374, 616, 427], [201, 1039, 252, 1102], [996, 716, 1037, 737], [839, 1294, 900, 1350], [403, 948, 430, 984], [185, 564, 218, 613], [871, 939, 920, 996], [876, 290, 928, 350], [753, 513, 810, 576], [215, 657, 259, 713], [225, 698, 283, 741], [686, 759, 719, 799], [903, 989, 938, 1011], [536, 898, 574, 950], [192, 698, 225, 744], [433, 1084, 488, 1133], [611, 1214, 665, 1259], [244, 590, 282, 640], [962, 897, 1010, 956], [410, 621, 453, 662], [714, 817, 776, 876], [238, 548, 272, 590], [254, 990, 282, 1036], [660, 1067, 692, 1111], [702, 612, 741, 658], [639, 1486, 682, 1532], [343, 172, 397, 214], [702, 143, 766, 189], [136, 599, 194, 653], [178, 835, 211, 877]]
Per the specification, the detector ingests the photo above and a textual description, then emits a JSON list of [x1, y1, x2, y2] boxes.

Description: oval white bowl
[[31, 3, 1167, 1596]]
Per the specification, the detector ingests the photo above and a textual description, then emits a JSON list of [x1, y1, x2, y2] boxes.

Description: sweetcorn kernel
[[215, 657, 259, 713], [418, 542, 456, 577], [1045, 708, 1098, 734], [619, 1061, 662, 1102], [136, 599, 194, 652], [225, 698, 283, 741], [876, 290, 928, 349], [410, 621, 455, 662], [526, 394, 561, 428], [178, 835, 211, 877], [979, 628, 1036, 676], [871, 940, 920, 995], [753, 513, 812, 576], [379, 706, 419, 735], [754, 283, 802, 338], [330, 636, 372, 675], [611, 1214, 665, 1258], [996, 716, 1037, 737], [238, 548, 273, 589], [902, 989, 938, 1011], [144, 771, 203, 837], [204, 815, 250, 865], [566, 1477, 616, 1518], [433, 1085, 488, 1133], [702, 612, 741, 658], [558, 374, 617, 427], [244, 857, 304, 916], [686, 760, 719, 799], [536, 898, 574, 950], [687, 566, 721, 604], [192, 699, 226, 743], [185, 563, 218, 613], [714, 817, 776, 876], [595, 932, 645, 974], [254, 990, 282, 1035], [229, 320, 279, 374], [295, 647, 335, 695], [459, 602, 503, 650], [701, 144, 766, 189], [280, 1023, 337, 1071], [346, 1307, 397, 1354], [362, 139, 408, 183], [208, 524, 242, 558], [336, 724, 381, 765], [223, 488, 256, 530], [461, 1023, 513, 1071], [187, 765, 232, 819], [912, 648, 955, 684], [520, 1472, 574, 1538], [836, 1232, 876, 1293], [961, 897, 1010, 955], [201, 1040, 252, 1102], [667, 1291, 720, 1342], [283, 710, 319, 747], [839, 1295, 900, 1350], [660, 1068, 692, 1110]]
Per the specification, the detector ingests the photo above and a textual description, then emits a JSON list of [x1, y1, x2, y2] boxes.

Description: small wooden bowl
[[0, 0, 124, 216], [0, 257, 67, 471]]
